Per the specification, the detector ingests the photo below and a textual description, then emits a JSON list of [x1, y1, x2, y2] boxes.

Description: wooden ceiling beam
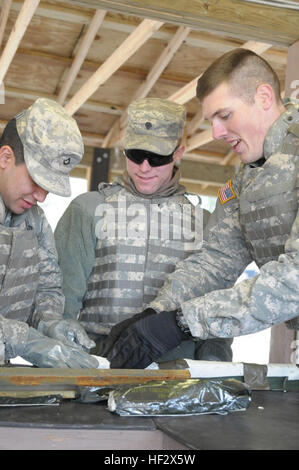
[[64, 18, 164, 115], [0, 0, 40, 84], [58, 9, 107, 105], [0, 118, 104, 149], [0, 0, 12, 49], [131, 25, 190, 102], [8, 1, 292, 55], [3, 85, 126, 116], [70, 0, 299, 46]]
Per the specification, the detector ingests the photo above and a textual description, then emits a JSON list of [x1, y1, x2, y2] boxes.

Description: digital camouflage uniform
[[0, 98, 98, 367], [0, 197, 63, 327], [55, 175, 205, 335], [150, 100, 299, 339], [55, 98, 233, 361]]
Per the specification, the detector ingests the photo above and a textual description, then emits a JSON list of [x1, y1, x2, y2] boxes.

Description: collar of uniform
[[0, 195, 28, 227], [249, 156, 266, 168], [263, 100, 299, 160]]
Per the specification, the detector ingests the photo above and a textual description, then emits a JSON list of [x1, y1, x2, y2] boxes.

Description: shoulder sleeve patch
[[218, 179, 236, 205]]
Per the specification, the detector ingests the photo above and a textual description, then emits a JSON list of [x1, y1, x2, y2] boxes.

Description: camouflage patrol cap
[[124, 98, 186, 155], [15, 98, 84, 197]]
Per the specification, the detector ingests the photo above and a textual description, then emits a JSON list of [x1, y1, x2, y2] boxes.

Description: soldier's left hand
[[108, 310, 190, 369], [38, 319, 95, 351]]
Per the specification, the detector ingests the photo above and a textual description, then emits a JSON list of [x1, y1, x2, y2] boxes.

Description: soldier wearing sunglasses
[[55, 98, 233, 364]]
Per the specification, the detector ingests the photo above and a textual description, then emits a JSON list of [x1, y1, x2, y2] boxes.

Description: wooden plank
[[186, 128, 213, 152], [0, 0, 40, 84], [2, 85, 125, 116], [58, 9, 107, 104], [0, 367, 190, 387], [64, 18, 163, 115], [0, 117, 104, 148], [0, 389, 76, 399], [132, 25, 190, 101], [70, 0, 299, 46], [0, 0, 12, 49]]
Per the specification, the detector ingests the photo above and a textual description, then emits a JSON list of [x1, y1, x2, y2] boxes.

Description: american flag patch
[[218, 180, 236, 205]]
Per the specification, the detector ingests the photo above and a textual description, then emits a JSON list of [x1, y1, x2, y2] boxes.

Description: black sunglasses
[[123, 148, 176, 167]]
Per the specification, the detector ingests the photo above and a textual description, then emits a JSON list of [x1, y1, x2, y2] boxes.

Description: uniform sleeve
[[183, 207, 299, 339], [54, 196, 98, 320], [150, 187, 252, 313], [30, 207, 65, 327]]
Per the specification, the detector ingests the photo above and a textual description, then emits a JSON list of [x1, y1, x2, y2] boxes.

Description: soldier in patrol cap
[[103, 49, 299, 369], [55, 97, 233, 363], [0, 97, 98, 368]]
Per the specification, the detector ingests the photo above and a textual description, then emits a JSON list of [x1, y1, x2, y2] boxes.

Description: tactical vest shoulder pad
[[281, 122, 299, 156], [98, 181, 122, 199]]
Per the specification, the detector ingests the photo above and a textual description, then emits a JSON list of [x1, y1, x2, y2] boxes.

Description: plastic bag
[[108, 378, 251, 416], [0, 395, 63, 407]]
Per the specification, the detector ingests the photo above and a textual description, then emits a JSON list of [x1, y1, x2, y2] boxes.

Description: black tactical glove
[[95, 308, 156, 357], [108, 310, 190, 369]]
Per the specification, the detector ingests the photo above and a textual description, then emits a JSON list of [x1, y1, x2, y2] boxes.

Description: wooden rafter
[[71, 0, 299, 46], [0, 0, 12, 49], [64, 18, 164, 115], [58, 9, 107, 105], [0, 0, 40, 85]]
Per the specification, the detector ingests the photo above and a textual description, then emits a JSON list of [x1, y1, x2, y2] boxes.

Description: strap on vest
[[98, 182, 122, 200], [281, 122, 299, 156]]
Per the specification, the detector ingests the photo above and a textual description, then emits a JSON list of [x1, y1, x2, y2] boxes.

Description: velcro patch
[[218, 179, 236, 205]]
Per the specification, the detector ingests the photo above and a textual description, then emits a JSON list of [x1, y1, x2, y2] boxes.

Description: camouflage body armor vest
[[79, 184, 203, 334], [239, 123, 298, 267], [239, 122, 299, 329], [0, 211, 40, 322]]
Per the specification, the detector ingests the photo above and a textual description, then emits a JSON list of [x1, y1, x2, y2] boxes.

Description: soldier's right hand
[[95, 308, 157, 357]]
